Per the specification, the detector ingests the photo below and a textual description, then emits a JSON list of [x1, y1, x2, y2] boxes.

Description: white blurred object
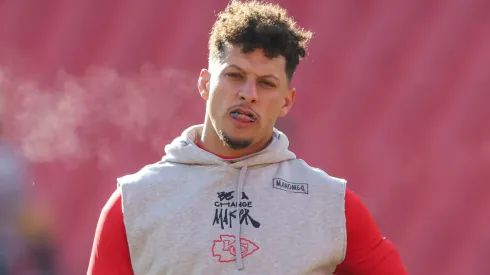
[[0, 135, 27, 274], [0, 141, 25, 206]]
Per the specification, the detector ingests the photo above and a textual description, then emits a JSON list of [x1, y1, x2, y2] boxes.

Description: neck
[[200, 119, 272, 159]]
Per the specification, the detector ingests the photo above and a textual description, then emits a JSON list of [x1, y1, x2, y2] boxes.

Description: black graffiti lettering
[[213, 190, 259, 229], [217, 191, 234, 201], [214, 201, 252, 208], [241, 192, 249, 200], [213, 208, 237, 229], [240, 201, 252, 207], [239, 209, 261, 228], [213, 208, 261, 229], [229, 210, 237, 224], [213, 208, 225, 229]]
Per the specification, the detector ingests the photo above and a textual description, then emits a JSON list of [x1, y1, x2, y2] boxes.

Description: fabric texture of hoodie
[[119, 125, 347, 275]]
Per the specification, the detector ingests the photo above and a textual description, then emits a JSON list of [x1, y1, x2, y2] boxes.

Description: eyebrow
[[227, 64, 280, 81]]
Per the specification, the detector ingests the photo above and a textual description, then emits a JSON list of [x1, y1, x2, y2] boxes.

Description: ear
[[278, 88, 296, 117], [198, 69, 211, 100]]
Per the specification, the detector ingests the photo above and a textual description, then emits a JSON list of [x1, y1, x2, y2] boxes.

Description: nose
[[238, 78, 258, 103]]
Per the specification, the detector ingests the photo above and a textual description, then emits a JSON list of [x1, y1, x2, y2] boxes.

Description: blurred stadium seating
[[0, 0, 489, 274]]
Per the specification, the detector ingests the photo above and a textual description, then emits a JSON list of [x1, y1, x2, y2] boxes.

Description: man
[[88, 1, 408, 274]]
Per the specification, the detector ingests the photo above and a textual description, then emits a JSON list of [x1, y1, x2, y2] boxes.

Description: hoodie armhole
[[340, 180, 348, 264]]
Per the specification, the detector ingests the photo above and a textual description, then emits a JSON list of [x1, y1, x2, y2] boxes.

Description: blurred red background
[[0, 0, 489, 274]]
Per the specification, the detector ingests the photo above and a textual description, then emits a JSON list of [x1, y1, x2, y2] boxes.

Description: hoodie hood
[[162, 124, 296, 168]]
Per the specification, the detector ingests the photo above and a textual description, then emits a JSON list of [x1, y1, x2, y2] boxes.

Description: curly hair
[[208, 0, 313, 81]]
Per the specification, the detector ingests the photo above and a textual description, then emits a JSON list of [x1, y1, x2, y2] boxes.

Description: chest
[[122, 165, 346, 275]]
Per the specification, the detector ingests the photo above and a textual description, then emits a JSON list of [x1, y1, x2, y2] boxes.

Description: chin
[[224, 129, 255, 140], [222, 131, 253, 142], [218, 129, 253, 148]]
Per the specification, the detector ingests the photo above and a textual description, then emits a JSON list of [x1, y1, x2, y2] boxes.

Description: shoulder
[[287, 159, 347, 185], [117, 160, 175, 187], [278, 159, 347, 196], [117, 159, 191, 202]]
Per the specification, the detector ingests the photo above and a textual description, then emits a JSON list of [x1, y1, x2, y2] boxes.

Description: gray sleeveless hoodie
[[119, 125, 347, 275]]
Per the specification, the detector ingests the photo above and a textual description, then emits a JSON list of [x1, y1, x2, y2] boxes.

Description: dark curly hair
[[208, 0, 313, 81]]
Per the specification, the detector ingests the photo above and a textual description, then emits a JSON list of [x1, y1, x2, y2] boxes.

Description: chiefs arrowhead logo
[[212, 234, 259, 263]]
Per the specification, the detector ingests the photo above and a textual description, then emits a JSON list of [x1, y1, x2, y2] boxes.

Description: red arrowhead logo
[[212, 234, 259, 262]]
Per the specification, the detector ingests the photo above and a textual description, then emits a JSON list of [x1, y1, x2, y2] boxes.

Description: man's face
[[198, 45, 295, 150]]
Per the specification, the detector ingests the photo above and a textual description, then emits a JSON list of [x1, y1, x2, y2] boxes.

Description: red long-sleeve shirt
[[89, 141, 406, 274], [88, 187, 407, 274]]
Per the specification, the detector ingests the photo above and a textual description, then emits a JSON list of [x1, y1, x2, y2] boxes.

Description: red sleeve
[[334, 188, 408, 275], [88, 188, 134, 275]]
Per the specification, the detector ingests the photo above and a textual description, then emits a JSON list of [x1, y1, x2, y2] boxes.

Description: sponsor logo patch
[[272, 178, 308, 194]]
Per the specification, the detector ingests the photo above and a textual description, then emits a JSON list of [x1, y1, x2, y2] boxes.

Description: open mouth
[[230, 107, 257, 123]]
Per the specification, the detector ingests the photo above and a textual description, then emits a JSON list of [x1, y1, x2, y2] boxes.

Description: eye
[[226, 73, 243, 79], [260, 80, 276, 88]]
